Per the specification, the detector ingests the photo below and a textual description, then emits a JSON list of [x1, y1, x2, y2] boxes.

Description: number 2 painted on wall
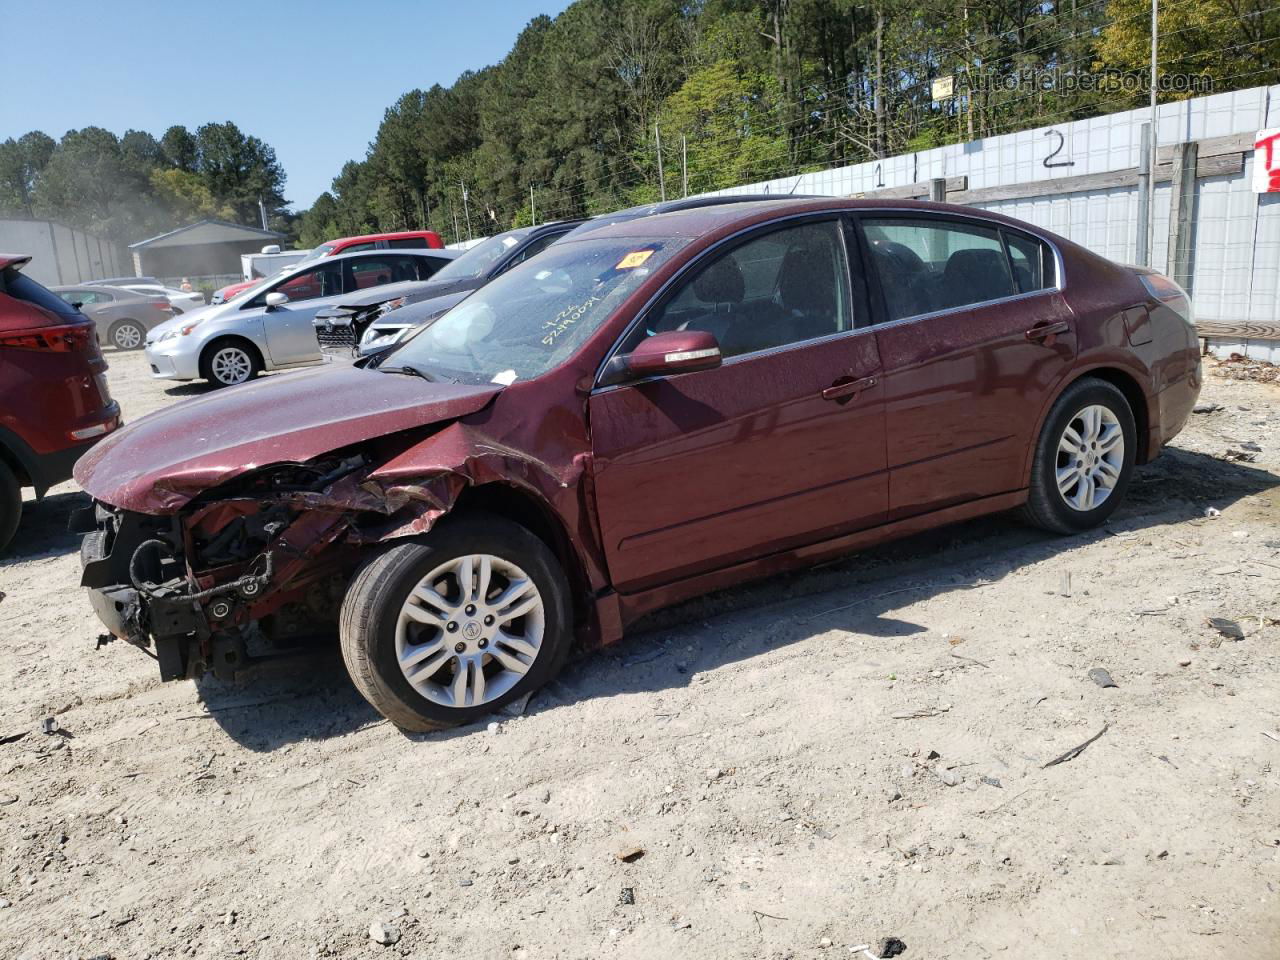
[[1043, 129, 1075, 169]]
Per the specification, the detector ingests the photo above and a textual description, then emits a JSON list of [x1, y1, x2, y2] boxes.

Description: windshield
[[426, 232, 527, 283], [386, 236, 687, 385], [307, 243, 335, 260]]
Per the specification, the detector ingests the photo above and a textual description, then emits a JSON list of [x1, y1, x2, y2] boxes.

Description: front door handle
[[822, 376, 877, 402], [1025, 320, 1070, 343]]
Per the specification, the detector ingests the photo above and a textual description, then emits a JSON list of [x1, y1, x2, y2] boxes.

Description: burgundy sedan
[[74, 199, 1201, 731]]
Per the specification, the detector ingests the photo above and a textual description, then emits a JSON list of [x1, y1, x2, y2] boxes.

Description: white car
[[114, 283, 206, 313], [144, 249, 458, 387]]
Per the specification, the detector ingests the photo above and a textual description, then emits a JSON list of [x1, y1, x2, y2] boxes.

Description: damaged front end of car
[[74, 456, 377, 680]]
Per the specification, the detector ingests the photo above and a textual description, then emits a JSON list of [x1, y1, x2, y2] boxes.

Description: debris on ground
[[40, 717, 59, 735], [615, 846, 645, 863], [873, 936, 908, 958], [890, 705, 952, 719], [619, 887, 636, 906], [1043, 723, 1110, 768], [368, 920, 401, 945], [1088, 667, 1118, 688], [1206, 617, 1246, 640]]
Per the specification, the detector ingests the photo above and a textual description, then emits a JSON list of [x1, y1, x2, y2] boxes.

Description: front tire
[[339, 514, 573, 732], [200, 338, 262, 388], [0, 459, 21, 555], [109, 319, 146, 351], [1022, 377, 1136, 533]]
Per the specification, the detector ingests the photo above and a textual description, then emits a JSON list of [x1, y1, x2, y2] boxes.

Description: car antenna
[[789, 176, 804, 195]]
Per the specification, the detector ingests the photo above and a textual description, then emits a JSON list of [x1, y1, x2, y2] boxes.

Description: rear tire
[[339, 514, 572, 732], [0, 459, 22, 556], [109, 319, 146, 351], [1021, 377, 1136, 534], [200, 338, 262, 388]]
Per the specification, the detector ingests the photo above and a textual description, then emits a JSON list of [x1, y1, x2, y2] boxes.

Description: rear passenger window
[[1005, 231, 1053, 293], [862, 218, 1015, 321], [388, 237, 427, 249], [636, 220, 852, 360]]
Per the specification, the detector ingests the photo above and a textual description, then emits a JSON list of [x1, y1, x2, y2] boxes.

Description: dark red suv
[[73, 199, 1200, 731], [0, 255, 121, 552]]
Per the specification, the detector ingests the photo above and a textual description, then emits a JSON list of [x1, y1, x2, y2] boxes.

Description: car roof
[[300, 248, 460, 271], [560, 194, 823, 240], [52, 283, 156, 299], [325, 229, 441, 245], [561, 197, 1040, 243]]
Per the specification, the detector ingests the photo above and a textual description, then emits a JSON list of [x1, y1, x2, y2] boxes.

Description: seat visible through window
[[637, 220, 851, 360]]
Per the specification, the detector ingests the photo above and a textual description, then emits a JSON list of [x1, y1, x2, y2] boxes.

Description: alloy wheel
[[210, 347, 253, 385], [1055, 404, 1125, 511], [113, 321, 144, 350], [395, 554, 546, 709]]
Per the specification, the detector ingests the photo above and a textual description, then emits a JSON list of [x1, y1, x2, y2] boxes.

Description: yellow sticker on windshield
[[616, 249, 654, 269]]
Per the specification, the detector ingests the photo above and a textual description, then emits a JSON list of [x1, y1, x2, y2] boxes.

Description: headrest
[[693, 255, 745, 304]]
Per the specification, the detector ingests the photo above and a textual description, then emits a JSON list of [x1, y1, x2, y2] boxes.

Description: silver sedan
[[143, 248, 459, 387]]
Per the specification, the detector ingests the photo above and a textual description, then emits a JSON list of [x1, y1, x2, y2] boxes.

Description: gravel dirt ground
[[1, 350, 1279, 960]]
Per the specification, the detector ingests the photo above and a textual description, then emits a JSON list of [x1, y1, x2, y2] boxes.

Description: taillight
[[152, 301, 174, 312], [1139, 273, 1194, 329], [0, 323, 96, 352]]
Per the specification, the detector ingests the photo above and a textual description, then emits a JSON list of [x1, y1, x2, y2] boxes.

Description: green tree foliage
[[0, 121, 288, 246], [304, 0, 1280, 244]]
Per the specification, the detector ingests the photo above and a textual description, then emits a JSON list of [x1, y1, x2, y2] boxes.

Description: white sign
[[1254, 128, 1280, 193], [931, 76, 955, 101]]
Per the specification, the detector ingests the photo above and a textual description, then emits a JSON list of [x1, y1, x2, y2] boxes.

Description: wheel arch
[[1022, 364, 1153, 486], [200, 334, 265, 373], [0, 432, 33, 490], [446, 482, 595, 627], [107, 317, 144, 340]]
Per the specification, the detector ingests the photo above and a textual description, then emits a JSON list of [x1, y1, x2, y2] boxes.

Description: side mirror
[[264, 292, 289, 309], [624, 329, 722, 378]]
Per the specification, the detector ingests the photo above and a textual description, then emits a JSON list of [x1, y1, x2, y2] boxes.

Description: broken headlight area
[[77, 456, 369, 682]]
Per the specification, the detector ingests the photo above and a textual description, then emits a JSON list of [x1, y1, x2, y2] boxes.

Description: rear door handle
[[1025, 321, 1070, 342], [821, 376, 877, 402]]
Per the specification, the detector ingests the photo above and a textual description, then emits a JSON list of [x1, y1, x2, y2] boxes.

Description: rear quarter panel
[[1024, 244, 1167, 473]]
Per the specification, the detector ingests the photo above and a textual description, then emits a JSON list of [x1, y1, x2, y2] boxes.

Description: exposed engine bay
[[75, 456, 370, 681]]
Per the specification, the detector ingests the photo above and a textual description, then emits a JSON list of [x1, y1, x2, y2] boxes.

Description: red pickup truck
[[213, 230, 446, 303]]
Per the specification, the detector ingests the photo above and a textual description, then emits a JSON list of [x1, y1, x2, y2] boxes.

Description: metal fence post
[[1136, 123, 1151, 266], [929, 178, 947, 202], [1166, 140, 1198, 289]]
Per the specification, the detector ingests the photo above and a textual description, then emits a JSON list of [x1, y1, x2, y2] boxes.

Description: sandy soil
[[1, 350, 1278, 960]]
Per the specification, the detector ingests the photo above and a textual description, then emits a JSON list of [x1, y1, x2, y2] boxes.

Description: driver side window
[[621, 220, 852, 361], [254, 263, 341, 306]]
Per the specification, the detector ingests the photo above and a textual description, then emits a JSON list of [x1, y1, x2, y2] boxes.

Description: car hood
[[146, 303, 221, 340], [75, 363, 502, 513], [374, 289, 472, 328], [313, 279, 443, 318]]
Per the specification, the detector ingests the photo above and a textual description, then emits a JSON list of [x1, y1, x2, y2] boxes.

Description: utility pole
[[655, 124, 666, 202], [258, 197, 268, 231], [1146, 0, 1159, 266], [681, 135, 688, 197], [460, 180, 472, 242], [530, 185, 536, 226]]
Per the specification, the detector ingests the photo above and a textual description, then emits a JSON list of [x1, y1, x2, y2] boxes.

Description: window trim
[[245, 260, 342, 308], [593, 211, 859, 391], [852, 208, 1064, 329]]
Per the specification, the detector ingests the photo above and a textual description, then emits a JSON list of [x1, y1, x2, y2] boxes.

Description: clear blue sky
[[0, 0, 572, 211]]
